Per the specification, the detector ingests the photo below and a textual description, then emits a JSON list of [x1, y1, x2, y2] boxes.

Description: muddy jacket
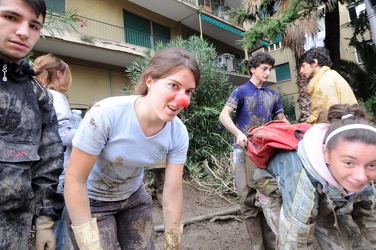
[[267, 124, 376, 249], [0, 59, 64, 220], [306, 66, 358, 124]]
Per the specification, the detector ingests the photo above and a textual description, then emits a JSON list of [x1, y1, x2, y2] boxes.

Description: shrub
[[278, 86, 297, 123]]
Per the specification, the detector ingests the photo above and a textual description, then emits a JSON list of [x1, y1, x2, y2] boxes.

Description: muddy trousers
[[233, 149, 275, 250], [66, 184, 154, 250], [54, 182, 73, 250]]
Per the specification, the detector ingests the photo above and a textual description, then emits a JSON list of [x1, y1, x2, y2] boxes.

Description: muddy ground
[[152, 182, 252, 250]]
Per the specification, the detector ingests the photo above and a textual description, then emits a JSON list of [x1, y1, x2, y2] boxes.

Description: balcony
[[35, 5, 249, 85], [34, 13, 170, 68], [128, 0, 245, 50], [46, 14, 170, 49], [182, 0, 234, 21]]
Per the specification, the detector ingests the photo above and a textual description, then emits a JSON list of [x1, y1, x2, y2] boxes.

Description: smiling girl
[[64, 48, 200, 250], [258, 103, 376, 249]]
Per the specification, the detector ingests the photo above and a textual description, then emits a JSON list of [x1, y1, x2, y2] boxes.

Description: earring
[[325, 160, 329, 165]]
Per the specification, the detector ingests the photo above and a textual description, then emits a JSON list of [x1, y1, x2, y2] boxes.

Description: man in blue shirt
[[220, 52, 288, 249]]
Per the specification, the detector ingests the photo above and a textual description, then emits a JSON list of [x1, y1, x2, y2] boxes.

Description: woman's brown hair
[[33, 53, 72, 94], [134, 47, 200, 95], [324, 104, 376, 151]]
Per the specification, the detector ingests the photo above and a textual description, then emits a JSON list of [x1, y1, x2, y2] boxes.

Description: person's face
[[0, 0, 43, 63], [147, 67, 196, 122], [250, 63, 272, 84], [299, 62, 315, 79], [323, 140, 376, 193]]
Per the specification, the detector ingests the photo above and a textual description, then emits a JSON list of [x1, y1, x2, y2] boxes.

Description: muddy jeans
[[54, 181, 73, 250], [234, 149, 278, 249], [66, 184, 154, 250], [234, 148, 259, 219], [253, 167, 281, 236]]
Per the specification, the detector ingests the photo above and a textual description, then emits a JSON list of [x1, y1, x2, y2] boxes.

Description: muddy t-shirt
[[225, 81, 283, 149], [72, 95, 188, 201]]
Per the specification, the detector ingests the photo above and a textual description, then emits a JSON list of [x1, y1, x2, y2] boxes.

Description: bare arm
[[162, 161, 184, 229], [219, 105, 247, 148], [64, 146, 98, 226], [275, 112, 290, 123]]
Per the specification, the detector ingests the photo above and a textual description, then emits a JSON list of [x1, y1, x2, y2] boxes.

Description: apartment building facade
[[34, 0, 253, 111], [34, 0, 367, 119]]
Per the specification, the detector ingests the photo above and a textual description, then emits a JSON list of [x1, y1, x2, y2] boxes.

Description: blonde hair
[[33, 53, 72, 93]]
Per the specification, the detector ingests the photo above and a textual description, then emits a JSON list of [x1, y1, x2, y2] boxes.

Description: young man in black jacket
[[0, 0, 64, 249]]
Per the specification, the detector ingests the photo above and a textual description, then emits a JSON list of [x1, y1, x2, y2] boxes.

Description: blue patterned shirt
[[226, 81, 283, 148]]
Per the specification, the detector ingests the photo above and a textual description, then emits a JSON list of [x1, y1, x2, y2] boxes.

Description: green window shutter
[[273, 33, 281, 44], [153, 23, 170, 46], [124, 11, 151, 48], [45, 0, 65, 14], [275, 63, 291, 82]]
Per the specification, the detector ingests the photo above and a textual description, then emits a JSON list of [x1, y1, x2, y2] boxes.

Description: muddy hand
[[236, 133, 248, 148], [165, 224, 184, 250]]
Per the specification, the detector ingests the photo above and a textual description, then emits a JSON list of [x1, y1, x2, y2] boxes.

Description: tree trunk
[[294, 55, 310, 123], [297, 73, 310, 122], [324, 1, 341, 72]]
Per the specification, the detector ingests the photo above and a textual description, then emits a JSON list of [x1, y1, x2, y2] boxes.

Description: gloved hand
[[34, 215, 56, 250], [71, 217, 102, 250], [165, 224, 184, 250]]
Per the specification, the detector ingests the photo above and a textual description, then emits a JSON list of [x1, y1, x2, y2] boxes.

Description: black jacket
[[0, 59, 64, 220]]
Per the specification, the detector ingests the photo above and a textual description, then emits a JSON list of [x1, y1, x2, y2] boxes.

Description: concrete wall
[[67, 63, 129, 109]]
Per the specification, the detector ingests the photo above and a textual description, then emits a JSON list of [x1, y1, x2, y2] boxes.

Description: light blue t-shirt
[[72, 95, 189, 201]]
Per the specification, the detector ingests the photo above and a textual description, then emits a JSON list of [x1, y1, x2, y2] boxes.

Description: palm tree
[[236, 0, 321, 121]]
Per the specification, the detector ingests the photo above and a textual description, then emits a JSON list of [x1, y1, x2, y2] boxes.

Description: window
[[275, 63, 291, 82], [347, 2, 365, 22], [265, 33, 282, 52], [123, 11, 170, 48], [355, 40, 374, 64], [45, 0, 65, 15]]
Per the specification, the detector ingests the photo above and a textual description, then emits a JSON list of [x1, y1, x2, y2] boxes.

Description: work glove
[[34, 215, 56, 250], [71, 217, 102, 250], [165, 224, 184, 250]]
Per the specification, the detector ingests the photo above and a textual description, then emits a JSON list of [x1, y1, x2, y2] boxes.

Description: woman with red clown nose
[[64, 47, 200, 250]]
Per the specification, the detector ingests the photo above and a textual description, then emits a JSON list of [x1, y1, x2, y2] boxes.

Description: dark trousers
[[66, 184, 154, 250]]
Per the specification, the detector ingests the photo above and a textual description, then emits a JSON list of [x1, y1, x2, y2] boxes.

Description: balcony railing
[[218, 54, 249, 75], [181, 0, 234, 22], [46, 13, 169, 49]]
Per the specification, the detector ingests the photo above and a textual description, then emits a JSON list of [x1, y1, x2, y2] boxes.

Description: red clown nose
[[175, 94, 190, 107]]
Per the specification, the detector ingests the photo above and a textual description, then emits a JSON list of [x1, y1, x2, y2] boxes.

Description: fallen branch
[[210, 215, 243, 223], [154, 206, 240, 232]]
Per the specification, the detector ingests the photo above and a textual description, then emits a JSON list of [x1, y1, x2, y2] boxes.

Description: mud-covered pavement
[[153, 182, 252, 250]]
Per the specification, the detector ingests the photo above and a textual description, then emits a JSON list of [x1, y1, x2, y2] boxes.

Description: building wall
[[67, 63, 129, 109], [49, 0, 249, 111], [61, 0, 185, 110], [67, 0, 180, 39], [339, 3, 359, 62], [47, 1, 366, 116]]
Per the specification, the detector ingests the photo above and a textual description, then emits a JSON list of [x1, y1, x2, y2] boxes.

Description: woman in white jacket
[[34, 53, 76, 250], [257, 104, 376, 249]]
